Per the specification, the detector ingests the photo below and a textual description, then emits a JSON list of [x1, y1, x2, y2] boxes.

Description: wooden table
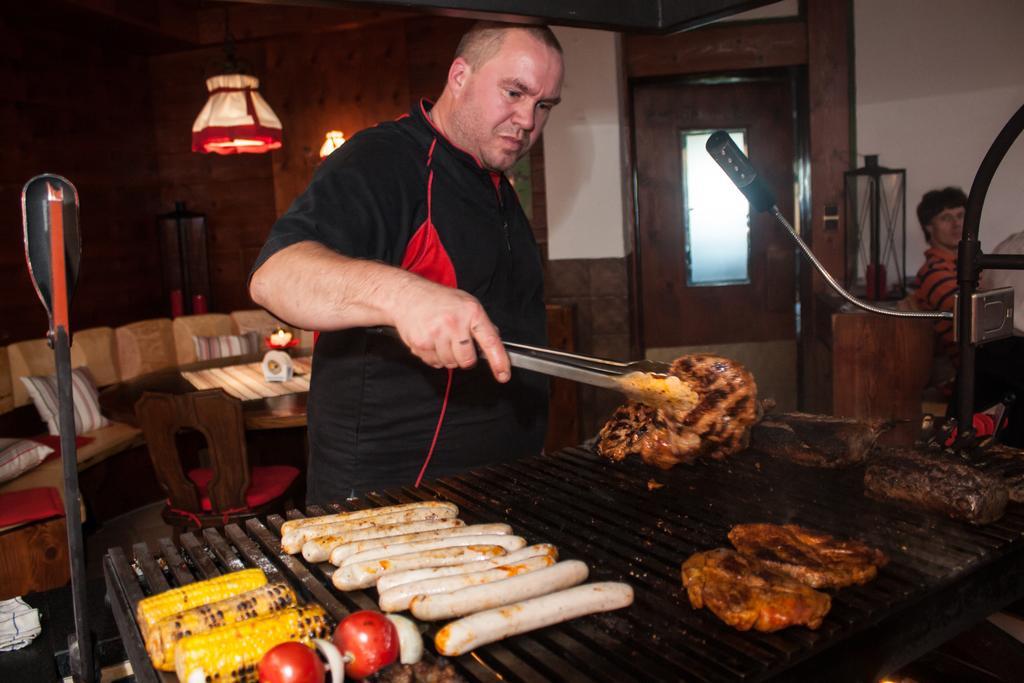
[[99, 352, 311, 431]]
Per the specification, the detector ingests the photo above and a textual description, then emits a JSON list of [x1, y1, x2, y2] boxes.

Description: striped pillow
[[0, 439, 54, 484], [19, 367, 111, 436], [192, 331, 260, 361]]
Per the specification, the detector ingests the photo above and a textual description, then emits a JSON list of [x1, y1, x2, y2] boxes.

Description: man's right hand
[[251, 242, 511, 383], [390, 278, 511, 383]]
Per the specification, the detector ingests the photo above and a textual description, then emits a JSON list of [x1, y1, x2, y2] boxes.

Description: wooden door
[[633, 77, 796, 349]]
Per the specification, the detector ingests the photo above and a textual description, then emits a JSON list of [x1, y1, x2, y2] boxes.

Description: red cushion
[[31, 435, 95, 463], [0, 486, 65, 527], [186, 466, 299, 512]]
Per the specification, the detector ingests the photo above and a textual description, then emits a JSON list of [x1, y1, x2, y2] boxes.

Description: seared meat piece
[[727, 524, 888, 588], [373, 659, 466, 683], [681, 548, 830, 632], [864, 448, 1009, 524], [749, 412, 890, 468], [597, 354, 759, 469]]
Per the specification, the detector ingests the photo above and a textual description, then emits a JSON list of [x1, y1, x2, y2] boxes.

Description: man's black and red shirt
[[252, 100, 549, 503]]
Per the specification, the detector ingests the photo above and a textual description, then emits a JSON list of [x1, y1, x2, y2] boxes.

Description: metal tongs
[[371, 327, 695, 412], [508, 342, 698, 412]]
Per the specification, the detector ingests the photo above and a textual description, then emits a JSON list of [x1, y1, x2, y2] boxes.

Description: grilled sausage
[[332, 545, 508, 591], [378, 555, 556, 612], [279, 501, 458, 535], [301, 519, 468, 563], [434, 582, 635, 656], [326, 523, 511, 565], [374, 544, 559, 594], [281, 507, 459, 554], [341, 535, 526, 568], [410, 560, 589, 621]]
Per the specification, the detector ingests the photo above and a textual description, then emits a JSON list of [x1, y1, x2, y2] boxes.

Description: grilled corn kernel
[[173, 604, 332, 683], [145, 582, 297, 671], [135, 568, 267, 640]]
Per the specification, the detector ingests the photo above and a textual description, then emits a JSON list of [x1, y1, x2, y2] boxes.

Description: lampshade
[[192, 74, 283, 155], [319, 130, 347, 159]]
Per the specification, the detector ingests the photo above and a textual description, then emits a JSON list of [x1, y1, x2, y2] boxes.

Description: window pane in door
[[682, 129, 750, 285]]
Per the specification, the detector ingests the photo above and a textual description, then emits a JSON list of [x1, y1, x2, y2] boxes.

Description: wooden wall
[[148, 42, 278, 315], [0, 7, 163, 345], [148, 16, 471, 314], [0, 7, 474, 344]]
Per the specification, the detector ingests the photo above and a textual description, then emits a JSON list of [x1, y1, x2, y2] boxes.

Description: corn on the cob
[[173, 604, 332, 683], [145, 582, 297, 671], [135, 568, 267, 641]]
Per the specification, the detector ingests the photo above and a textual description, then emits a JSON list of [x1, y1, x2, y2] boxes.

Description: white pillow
[[0, 438, 54, 484], [192, 331, 260, 361], [19, 367, 111, 436]]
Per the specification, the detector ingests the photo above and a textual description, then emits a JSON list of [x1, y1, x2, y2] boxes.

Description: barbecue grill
[[104, 446, 1024, 682]]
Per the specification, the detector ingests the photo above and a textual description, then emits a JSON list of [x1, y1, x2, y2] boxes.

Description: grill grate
[[104, 446, 1024, 682]]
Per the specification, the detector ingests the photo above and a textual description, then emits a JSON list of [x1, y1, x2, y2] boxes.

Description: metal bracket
[[954, 287, 1015, 344]]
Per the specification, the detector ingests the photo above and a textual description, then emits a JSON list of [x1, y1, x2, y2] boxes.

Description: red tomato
[[332, 610, 400, 679], [258, 642, 325, 683]]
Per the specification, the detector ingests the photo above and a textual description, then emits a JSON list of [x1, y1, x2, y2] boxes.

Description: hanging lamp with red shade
[[191, 13, 282, 155]]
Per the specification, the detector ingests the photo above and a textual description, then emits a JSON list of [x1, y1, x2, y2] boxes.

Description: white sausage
[[280, 501, 458, 534], [341, 535, 526, 568], [327, 523, 511, 565], [378, 555, 556, 612], [434, 582, 634, 656], [281, 507, 458, 553], [301, 519, 467, 563], [410, 560, 589, 621], [332, 545, 508, 591], [375, 544, 558, 593]]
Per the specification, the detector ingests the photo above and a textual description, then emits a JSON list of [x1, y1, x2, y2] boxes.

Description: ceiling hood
[[237, 0, 778, 33]]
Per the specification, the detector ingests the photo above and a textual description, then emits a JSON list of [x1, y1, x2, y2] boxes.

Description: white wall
[[545, 1, 1024, 268], [855, 0, 1024, 274], [544, 27, 627, 260]]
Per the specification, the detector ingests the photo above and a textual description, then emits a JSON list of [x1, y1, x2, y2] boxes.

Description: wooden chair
[[134, 389, 300, 535]]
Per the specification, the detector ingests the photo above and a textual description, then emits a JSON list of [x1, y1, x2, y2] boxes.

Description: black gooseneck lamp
[[706, 104, 1024, 458]]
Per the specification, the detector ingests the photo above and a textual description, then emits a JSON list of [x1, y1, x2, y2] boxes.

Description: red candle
[[170, 289, 184, 318], [192, 293, 208, 314]]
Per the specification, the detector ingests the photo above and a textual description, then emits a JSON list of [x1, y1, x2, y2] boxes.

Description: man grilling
[[249, 23, 564, 503]]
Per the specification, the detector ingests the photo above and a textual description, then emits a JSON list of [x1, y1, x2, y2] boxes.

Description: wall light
[[319, 130, 347, 159]]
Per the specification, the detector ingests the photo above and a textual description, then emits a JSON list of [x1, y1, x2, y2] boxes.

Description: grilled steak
[[681, 548, 830, 632], [373, 660, 466, 683], [864, 448, 1009, 524], [727, 524, 888, 588], [597, 354, 759, 469], [749, 412, 890, 468]]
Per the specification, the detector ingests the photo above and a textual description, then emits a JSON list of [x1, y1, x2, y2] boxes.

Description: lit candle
[[269, 327, 293, 347]]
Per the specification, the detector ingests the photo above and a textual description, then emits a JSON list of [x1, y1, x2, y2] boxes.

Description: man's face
[[928, 206, 965, 252], [447, 31, 563, 172]]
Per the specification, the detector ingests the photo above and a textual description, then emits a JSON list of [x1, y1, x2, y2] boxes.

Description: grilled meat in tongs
[[502, 341, 699, 413], [597, 355, 761, 468]]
